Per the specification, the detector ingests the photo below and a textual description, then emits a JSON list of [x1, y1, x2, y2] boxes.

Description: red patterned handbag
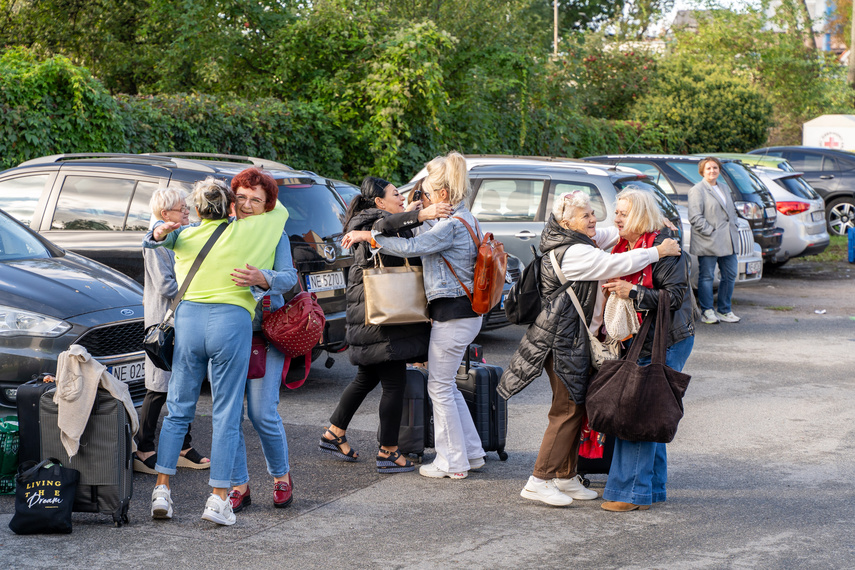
[[261, 290, 325, 389]]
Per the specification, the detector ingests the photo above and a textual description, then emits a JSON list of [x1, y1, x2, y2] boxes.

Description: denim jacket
[[372, 203, 478, 302], [249, 232, 298, 331]]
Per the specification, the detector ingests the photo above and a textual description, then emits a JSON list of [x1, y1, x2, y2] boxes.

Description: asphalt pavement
[[1, 261, 854, 569]]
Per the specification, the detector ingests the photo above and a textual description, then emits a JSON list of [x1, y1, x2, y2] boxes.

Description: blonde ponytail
[[422, 151, 470, 205]]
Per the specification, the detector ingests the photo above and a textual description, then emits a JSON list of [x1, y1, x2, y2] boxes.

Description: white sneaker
[[469, 456, 486, 470], [701, 309, 720, 324], [553, 475, 599, 500], [418, 462, 468, 479], [715, 311, 741, 323], [520, 476, 573, 507], [151, 484, 173, 519], [201, 493, 236, 526]]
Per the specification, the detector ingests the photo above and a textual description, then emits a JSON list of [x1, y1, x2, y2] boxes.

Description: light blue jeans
[[697, 254, 737, 314], [155, 302, 252, 489], [231, 343, 289, 486], [603, 335, 694, 506]]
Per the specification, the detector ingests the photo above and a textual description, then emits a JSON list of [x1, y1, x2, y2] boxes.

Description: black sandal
[[376, 448, 415, 474], [319, 429, 359, 462], [133, 452, 157, 475], [177, 447, 211, 469]]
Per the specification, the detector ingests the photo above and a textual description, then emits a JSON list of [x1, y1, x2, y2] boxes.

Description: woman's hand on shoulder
[[656, 238, 681, 258], [342, 230, 372, 249], [152, 221, 181, 241], [418, 202, 452, 222]]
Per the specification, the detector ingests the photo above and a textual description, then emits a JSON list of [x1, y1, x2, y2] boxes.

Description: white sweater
[[560, 227, 660, 334]]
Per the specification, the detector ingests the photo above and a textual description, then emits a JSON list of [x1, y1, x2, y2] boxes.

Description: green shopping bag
[[0, 415, 20, 494]]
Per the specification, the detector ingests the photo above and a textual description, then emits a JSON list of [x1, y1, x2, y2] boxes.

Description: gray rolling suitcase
[[39, 389, 133, 526]]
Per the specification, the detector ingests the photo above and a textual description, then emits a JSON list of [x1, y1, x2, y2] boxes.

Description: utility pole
[[554, 0, 559, 58]]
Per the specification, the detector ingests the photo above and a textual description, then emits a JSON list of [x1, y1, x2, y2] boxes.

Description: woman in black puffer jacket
[[319, 176, 445, 474]]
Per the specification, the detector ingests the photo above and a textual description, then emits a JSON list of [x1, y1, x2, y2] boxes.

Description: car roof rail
[[17, 153, 178, 167], [144, 152, 295, 172], [464, 153, 584, 163]]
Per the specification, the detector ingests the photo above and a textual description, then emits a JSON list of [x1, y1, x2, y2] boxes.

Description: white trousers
[[427, 317, 485, 472]]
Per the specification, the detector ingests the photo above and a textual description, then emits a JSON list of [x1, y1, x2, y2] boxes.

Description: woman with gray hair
[[135, 188, 210, 475], [143, 176, 288, 526], [498, 191, 681, 507]]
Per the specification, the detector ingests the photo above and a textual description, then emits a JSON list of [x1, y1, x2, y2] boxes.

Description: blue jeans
[[603, 335, 694, 506], [697, 254, 737, 314], [231, 344, 289, 486], [155, 302, 252, 488]]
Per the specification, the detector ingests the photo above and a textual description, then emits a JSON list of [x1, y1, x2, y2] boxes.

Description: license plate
[[306, 270, 345, 292], [746, 261, 762, 275], [108, 360, 144, 383], [811, 210, 824, 222]]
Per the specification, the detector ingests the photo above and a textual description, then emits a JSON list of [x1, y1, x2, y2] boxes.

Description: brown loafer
[[601, 501, 650, 512]]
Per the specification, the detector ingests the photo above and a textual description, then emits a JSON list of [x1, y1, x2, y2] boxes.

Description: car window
[[547, 181, 607, 221], [822, 156, 838, 172], [667, 161, 735, 194], [784, 151, 823, 171], [277, 182, 345, 240], [126, 181, 159, 231], [0, 174, 50, 227], [619, 163, 676, 195], [614, 179, 680, 222], [777, 176, 820, 200], [722, 163, 763, 198], [0, 211, 50, 261], [51, 176, 137, 231], [472, 179, 543, 221]]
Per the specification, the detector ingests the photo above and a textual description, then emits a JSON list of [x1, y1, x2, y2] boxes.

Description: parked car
[[0, 153, 354, 365], [402, 156, 763, 288], [330, 179, 361, 206], [583, 154, 783, 261], [747, 146, 855, 236], [750, 167, 829, 266], [0, 207, 146, 408]]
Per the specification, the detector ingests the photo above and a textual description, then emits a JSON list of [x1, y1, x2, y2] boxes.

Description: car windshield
[[0, 210, 51, 261], [277, 182, 346, 242], [721, 162, 764, 198], [777, 176, 820, 200]]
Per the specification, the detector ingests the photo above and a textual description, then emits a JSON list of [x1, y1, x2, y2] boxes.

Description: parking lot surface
[[2, 260, 854, 569]]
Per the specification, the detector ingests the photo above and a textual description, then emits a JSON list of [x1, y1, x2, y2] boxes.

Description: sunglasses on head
[[413, 188, 431, 201]]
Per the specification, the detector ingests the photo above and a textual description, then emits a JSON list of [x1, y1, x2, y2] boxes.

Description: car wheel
[[826, 197, 855, 237]]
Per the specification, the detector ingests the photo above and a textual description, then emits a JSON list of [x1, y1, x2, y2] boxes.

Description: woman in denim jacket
[[372, 151, 487, 479]]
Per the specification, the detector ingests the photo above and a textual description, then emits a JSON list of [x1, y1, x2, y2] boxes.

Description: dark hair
[[343, 176, 391, 229], [697, 157, 723, 176], [230, 167, 279, 212]]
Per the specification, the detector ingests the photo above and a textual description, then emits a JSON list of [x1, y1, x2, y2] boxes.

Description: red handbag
[[261, 290, 325, 389]]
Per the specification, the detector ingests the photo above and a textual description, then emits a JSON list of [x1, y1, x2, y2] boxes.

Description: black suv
[[584, 155, 783, 260], [748, 146, 855, 236], [0, 153, 353, 362]]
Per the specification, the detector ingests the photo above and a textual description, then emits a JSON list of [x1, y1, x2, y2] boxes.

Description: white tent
[[803, 115, 855, 151]]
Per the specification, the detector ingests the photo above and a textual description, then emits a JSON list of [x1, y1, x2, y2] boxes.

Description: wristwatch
[[628, 285, 639, 300]]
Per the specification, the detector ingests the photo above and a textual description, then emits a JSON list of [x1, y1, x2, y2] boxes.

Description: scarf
[[611, 231, 659, 322]]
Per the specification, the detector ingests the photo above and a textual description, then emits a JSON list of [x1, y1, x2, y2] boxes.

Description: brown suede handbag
[[585, 290, 691, 444]]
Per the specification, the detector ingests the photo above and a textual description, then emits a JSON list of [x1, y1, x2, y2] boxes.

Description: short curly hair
[[552, 191, 591, 223], [191, 177, 234, 220], [230, 167, 279, 212]]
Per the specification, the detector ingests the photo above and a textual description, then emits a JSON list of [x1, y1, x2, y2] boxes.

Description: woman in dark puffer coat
[[318, 176, 446, 473]]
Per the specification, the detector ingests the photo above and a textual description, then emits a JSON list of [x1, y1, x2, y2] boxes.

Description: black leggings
[[137, 390, 193, 453], [329, 360, 407, 447]]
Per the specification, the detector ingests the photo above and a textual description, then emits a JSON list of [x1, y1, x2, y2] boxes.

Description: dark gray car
[[0, 208, 145, 408]]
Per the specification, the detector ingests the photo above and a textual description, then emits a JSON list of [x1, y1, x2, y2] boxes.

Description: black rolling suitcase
[[576, 435, 615, 487], [395, 366, 433, 462], [15, 375, 56, 465], [455, 359, 508, 461], [39, 389, 134, 526]]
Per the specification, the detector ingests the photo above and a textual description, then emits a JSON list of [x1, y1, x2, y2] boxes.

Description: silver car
[[751, 167, 830, 266]]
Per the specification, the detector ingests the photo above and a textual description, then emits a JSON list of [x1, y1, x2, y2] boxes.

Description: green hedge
[[0, 50, 679, 182]]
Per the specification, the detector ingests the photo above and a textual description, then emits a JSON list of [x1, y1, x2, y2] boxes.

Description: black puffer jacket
[[631, 229, 695, 359], [497, 216, 599, 405], [345, 209, 430, 366]]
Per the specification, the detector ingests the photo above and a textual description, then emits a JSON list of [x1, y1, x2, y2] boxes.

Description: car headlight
[[0, 305, 72, 337]]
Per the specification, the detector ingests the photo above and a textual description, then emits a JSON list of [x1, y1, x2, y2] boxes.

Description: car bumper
[[753, 227, 784, 260]]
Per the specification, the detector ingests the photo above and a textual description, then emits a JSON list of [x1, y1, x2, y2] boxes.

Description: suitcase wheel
[[498, 450, 508, 462]]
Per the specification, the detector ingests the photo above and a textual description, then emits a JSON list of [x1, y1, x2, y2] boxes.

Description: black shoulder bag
[[143, 222, 230, 371]]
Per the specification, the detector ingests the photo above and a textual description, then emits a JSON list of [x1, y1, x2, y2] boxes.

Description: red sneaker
[[273, 477, 292, 508], [228, 486, 251, 513]]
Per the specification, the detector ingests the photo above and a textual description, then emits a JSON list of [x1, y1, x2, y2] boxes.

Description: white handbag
[[549, 251, 621, 370], [603, 292, 640, 341]]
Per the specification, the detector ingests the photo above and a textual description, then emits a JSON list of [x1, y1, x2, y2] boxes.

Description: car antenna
[[613, 128, 647, 170]]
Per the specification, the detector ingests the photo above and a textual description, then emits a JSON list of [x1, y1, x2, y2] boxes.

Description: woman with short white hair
[[135, 188, 210, 475], [498, 191, 681, 507]]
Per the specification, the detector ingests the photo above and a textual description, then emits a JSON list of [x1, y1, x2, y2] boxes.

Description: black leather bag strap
[[18, 457, 63, 482], [162, 221, 231, 321]]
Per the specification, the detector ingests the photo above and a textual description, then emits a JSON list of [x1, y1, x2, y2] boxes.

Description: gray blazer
[[688, 179, 740, 257]]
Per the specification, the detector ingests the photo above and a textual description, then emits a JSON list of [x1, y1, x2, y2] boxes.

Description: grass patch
[[765, 305, 794, 311], [801, 235, 847, 263]]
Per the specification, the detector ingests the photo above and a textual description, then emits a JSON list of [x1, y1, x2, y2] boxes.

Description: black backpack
[[504, 246, 572, 325]]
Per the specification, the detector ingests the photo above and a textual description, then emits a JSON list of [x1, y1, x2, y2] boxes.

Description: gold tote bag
[[362, 255, 430, 326]]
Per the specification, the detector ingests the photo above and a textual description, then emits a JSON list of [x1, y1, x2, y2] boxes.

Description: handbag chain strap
[[162, 221, 231, 322]]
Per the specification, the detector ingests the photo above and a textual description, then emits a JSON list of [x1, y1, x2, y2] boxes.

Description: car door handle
[[514, 230, 537, 239], [819, 175, 834, 179]]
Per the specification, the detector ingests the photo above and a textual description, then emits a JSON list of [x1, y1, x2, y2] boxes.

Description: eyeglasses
[[167, 206, 190, 213], [413, 189, 431, 201], [236, 195, 265, 207]]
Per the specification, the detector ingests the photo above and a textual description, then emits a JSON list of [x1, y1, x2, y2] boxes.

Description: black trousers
[[137, 389, 193, 453], [329, 360, 407, 447]]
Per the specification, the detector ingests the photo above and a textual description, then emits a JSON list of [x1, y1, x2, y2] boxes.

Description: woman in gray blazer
[[688, 157, 741, 324]]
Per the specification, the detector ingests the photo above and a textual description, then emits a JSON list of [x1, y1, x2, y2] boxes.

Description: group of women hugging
[[138, 150, 695, 526]]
